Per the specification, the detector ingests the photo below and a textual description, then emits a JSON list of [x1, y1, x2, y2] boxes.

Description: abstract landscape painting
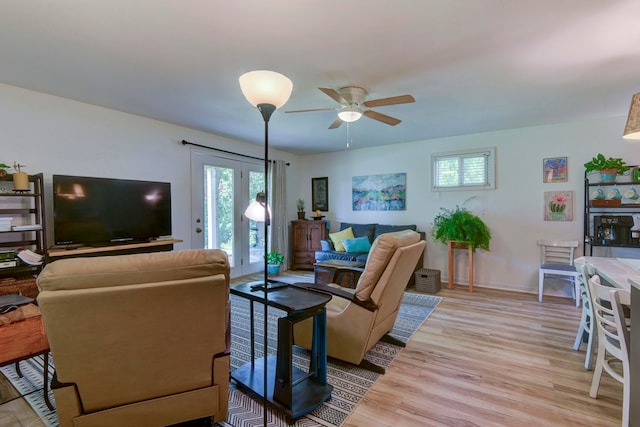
[[352, 173, 406, 211]]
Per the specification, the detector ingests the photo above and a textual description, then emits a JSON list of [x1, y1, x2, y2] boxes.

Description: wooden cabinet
[[291, 220, 327, 270]]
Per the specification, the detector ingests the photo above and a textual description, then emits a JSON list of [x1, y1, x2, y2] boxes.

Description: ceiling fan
[[285, 86, 415, 129]]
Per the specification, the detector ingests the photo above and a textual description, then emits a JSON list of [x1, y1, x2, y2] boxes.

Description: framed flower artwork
[[544, 190, 573, 221]]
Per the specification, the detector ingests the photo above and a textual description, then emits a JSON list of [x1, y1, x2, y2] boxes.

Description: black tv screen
[[53, 175, 172, 246]]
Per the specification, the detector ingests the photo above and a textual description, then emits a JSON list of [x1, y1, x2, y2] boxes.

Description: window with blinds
[[431, 148, 495, 190]]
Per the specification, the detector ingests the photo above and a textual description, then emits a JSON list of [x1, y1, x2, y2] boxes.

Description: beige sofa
[[37, 249, 230, 427]]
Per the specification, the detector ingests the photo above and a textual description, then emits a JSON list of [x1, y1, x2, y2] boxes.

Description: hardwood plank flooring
[[0, 281, 622, 426], [344, 285, 622, 427]]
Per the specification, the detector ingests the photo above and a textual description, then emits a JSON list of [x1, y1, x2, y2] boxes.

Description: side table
[[0, 302, 53, 410], [448, 241, 474, 293], [230, 282, 333, 419], [314, 259, 365, 289]]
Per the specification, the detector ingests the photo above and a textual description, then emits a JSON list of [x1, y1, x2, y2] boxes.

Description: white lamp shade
[[244, 200, 272, 222], [338, 108, 363, 123], [239, 70, 293, 109], [624, 92, 640, 139]]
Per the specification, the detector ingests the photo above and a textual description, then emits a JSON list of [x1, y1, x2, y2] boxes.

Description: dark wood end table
[[230, 281, 333, 419], [314, 259, 365, 288]]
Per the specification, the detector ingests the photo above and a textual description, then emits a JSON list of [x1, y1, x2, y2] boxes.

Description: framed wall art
[[543, 157, 568, 183], [352, 172, 406, 211], [312, 177, 329, 211], [544, 190, 573, 221]]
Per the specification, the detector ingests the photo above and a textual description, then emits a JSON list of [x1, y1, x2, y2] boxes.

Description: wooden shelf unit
[[0, 173, 48, 280]]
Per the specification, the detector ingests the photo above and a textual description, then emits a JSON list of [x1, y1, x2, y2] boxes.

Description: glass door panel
[[203, 165, 235, 266], [248, 169, 266, 266], [191, 151, 264, 278]]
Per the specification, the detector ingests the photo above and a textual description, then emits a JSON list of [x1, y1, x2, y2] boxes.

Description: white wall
[[4, 83, 640, 296], [0, 84, 300, 250], [289, 117, 640, 295]]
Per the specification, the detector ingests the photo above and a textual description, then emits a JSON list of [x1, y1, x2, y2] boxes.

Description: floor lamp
[[239, 70, 293, 425]]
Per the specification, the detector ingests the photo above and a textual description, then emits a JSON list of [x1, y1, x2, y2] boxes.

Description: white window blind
[[432, 148, 495, 190]]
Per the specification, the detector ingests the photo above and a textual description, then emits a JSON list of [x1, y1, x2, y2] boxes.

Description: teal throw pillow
[[342, 236, 372, 253]]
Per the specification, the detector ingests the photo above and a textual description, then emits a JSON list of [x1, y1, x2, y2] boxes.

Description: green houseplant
[[266, 251, 284, 275], [296, 198, 305, 219], [584, 154, 629, 183], [431, 203, 491, 252], [0, 163, 10, 177]]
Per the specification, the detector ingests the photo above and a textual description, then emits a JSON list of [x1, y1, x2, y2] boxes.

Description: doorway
[[191, 151, 265, 278]]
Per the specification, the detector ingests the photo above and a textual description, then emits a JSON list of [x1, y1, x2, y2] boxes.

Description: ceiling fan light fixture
[[338, 107, 363, 122]]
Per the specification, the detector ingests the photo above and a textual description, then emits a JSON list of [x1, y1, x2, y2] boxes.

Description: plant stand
[[447, 241, 474, 293]]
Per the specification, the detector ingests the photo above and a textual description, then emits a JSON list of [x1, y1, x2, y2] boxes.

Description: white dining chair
[[588, 275, 630, 427], [573, 263, 596, 370], [537, 240, 580, 306]]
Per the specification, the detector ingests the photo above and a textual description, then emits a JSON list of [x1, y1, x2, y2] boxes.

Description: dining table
[[574, 256, 640, 427]]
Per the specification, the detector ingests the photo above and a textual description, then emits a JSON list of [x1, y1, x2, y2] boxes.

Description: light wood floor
[[345, 285, 623, 427], [0, 283, 622, 427]]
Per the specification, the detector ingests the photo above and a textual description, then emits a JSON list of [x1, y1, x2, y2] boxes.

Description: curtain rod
[[181, 139, 290, 165]]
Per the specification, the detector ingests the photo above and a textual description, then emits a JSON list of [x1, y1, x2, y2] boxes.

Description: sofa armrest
[[319, 239, 334, 251], [290, 282, 377, 312]]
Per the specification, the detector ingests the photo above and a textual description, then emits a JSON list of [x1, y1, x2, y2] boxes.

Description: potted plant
[[0, 163, 10, 178], [266, 251, 284, 275], [431, 202, 491, 252], [296, 198, 305, 220], [11, 162, 29, 191], [584, 154, 630, 183]]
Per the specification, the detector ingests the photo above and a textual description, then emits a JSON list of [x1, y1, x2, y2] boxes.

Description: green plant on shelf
[[584, 154, 629, 175], [0, 163, 10, 177]]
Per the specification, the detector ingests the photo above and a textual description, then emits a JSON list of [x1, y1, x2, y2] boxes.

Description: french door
[[191, 151, 265, 278]]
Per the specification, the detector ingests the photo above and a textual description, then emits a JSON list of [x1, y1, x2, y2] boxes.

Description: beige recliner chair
[[37, 249, 231, 427], [293, 230, 426, 373]]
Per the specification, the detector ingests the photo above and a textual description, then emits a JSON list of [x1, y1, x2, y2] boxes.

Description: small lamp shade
[[623, 92, 640, 140], [244, 192, 271, 222], [338, 107, 363, 123], [239, 70, 293, 108]]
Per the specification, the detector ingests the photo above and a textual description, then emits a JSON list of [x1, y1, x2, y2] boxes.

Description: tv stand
[[48, 239, 183, 260]]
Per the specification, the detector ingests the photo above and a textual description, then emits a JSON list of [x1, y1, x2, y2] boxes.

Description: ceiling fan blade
[[328, 117, 343, 129], [362, 94, 415, 108], [319, 87, 347, 105], [285, 107, 335, 113], [363, 110, 402, 126]]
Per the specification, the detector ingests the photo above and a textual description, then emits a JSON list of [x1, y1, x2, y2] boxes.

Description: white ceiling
[[2, 1, 640, 154]]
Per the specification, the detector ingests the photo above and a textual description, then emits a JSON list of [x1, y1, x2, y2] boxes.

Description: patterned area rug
[[0, 355, 57, 427], [222, 289, 440, 427], [0, 286, 440, 427]]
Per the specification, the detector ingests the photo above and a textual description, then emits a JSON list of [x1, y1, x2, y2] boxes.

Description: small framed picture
[[544, 190, 574, 221], [543, 157, 568, 183], [312, 177, 329, 211]]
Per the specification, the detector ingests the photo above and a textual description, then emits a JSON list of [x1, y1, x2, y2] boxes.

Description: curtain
[[269, 160, 288, 271]]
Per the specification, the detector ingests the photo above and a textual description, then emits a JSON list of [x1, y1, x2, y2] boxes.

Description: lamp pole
[[258, 102, 274, 427], [239, 71, 292, 426]]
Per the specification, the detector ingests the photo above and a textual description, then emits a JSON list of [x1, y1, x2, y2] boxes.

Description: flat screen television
[[53, 174, 172, 246]]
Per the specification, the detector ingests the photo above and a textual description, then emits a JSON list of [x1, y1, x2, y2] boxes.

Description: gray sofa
[[315, 222, 425, 286]]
